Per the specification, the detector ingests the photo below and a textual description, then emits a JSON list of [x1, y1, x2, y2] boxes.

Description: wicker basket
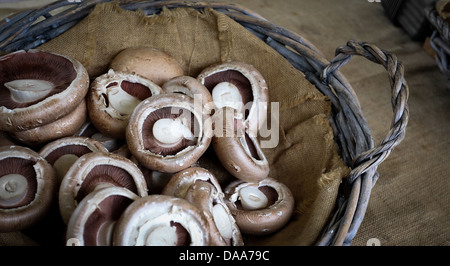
[[426, 4, 450, 88], [0, 0, 409, 246], [382, 0, 437, 41]]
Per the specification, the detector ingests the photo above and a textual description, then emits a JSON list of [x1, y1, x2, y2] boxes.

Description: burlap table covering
[[1, 2, 350, 246]]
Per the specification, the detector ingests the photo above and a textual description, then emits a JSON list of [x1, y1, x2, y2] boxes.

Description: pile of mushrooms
[[0, 47, 294, 246]]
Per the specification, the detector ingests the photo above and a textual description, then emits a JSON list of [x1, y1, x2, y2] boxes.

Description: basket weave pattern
[[0, 0, 409, 246]]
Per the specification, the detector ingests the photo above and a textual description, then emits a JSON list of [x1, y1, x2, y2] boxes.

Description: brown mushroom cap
[[0, 50, 89, 132], [113, 194, 209, 246], [66, 186, 139, 246], [88, 69, 163, 139], [197, 61, 269, 134], [212, 107, 269, 182], [10, 100, 87, 146], [126, 93, 212, 173], [162, 166, 221, 198], [58, 152, 148, 224], [110, 47, 184, 86], [0, 145, 57, 232], [39, 136, 109, 182], [224, 178, 295, 235]]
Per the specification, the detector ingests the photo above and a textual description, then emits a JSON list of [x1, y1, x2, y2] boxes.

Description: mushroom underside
[[141, 107, 198, 156]]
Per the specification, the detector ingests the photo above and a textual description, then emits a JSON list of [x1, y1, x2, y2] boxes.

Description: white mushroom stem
[[53, 154, 80, 183], [152, 118, 194, 144], [92, 182, 117, 192], [239, 186, 268, 210], [107, 85, 141, 115], [0, 174, 28, 207], [212, 204, 233, 239], [5, 79, 54, 103], [212, 82, 243, 111]]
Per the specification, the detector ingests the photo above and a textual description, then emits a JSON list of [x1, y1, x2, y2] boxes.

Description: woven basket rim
[[0, 0, 409, 246]]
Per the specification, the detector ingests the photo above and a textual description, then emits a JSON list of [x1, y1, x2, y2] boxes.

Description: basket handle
[[322, 40, 409, 183]]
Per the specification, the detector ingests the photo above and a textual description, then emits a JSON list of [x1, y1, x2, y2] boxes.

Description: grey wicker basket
[[0, 0, 409, 246]]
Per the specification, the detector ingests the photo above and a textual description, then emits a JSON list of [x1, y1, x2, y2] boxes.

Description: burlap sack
[[35, 2, 349, 245]]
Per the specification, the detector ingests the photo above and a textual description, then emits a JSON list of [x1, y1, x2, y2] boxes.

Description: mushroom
[[164, 167, 243, 246], [0, 145, 57, 232], [197, 61, 269, 135], [126, 93, 212, 173], [109, 47, 184, 86], [113, 194, 209, 246], [66, 186, 140, 246], [38, 136, 109, 183], [212, 107, 269, 182], [224, 178, 295, 235], [58, 152, 148, 224], [10, 100, 87, 146], [88, 69, 163, 139], [112, 144, 132, 158], [0, 49, 89, 132], [162, 76, 214, 114]]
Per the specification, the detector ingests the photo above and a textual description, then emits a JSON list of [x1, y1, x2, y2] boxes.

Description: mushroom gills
[[107, 86, 141, 116], [203, 70, 254, 118], [75, 165, 137, 202], [142, 107, 198, 156], [239, 133, 261, 161], [4, 79, 54, 103], [42, 143, 104, 183]]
